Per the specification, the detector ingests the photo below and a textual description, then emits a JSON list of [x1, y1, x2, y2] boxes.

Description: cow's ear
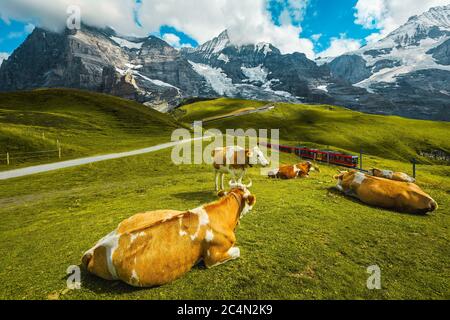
[[217, 190, 227, 198], [246, 195, 256, 206], [246, 150, 254, 158]]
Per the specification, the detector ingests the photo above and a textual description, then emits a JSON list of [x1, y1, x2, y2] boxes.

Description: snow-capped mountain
[[182, 29, 333, 104], [327, 4, 450, 120], [0, 4, 449, 120], [0, 25, 211, 112]]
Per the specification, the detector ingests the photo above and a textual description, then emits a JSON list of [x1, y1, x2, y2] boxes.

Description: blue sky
[[0, 0, 444, 59], [299, 0, 379, 51], [155, 0, 381, 52]]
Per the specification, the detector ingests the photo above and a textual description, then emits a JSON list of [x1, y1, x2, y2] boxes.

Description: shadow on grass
[[61, 266, 145, 295], [326, 187, 432, 217], [74, 262, 209, 296]]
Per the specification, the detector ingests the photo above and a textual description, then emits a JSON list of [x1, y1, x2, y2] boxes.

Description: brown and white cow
[[370, 168, 416, 183], [212, 146, 269, 191], [334, 171, 438, 214], [82, 182, 256, 288], [268, 161, 320, 179]]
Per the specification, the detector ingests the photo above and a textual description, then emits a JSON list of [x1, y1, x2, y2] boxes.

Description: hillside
[[175, 98, 450, 164], [0, 89, 182, 168], [0, 92, 448, 299]]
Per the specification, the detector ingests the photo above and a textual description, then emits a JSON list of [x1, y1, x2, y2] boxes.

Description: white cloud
[[0, 0, 141, 35], [317, 35, 362, 58], [354, 0, 450, 40], [139, 0, 314, 57], [162, 33, 181, 47], [0, 52, 10, 66], [0, 0, 314, 58], [6, 23, 35, 39], [311, 33, 322, 42]]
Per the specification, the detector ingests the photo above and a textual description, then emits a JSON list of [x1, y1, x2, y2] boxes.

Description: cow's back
[[355, 177, 436, 214], [114, 212, 204, 287], [84, 210, 206, 287], [277, 165, 297, 179]]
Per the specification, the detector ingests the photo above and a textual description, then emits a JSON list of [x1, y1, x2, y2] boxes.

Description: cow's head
[[247, 146, 269, 167], [218, 180, 256, 218], [334, 170, 367, 193], [301, 161, 320, 173], [334, 170, 354, 192]]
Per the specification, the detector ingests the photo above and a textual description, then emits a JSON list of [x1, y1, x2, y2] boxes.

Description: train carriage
[[259, 142, 359, 168]]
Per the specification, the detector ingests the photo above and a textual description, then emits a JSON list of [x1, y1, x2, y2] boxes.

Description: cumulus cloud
[[354, 0, 450, 41], [276, 0, 310, 25], [311, 33, 322, 42], [139, 0, 314, 57], [0, 52, 10, 66], [162, 33, 181, 47], [0, 0, 314, 57], [317, 35, 362, 58], [0, 0, 142, 35], [161, 33, 192, 49]]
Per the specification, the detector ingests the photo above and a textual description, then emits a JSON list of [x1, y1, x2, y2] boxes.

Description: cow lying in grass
[[370, 168, 416, 183], [268, 161, 320, 179], [82, 181, 256, 288], [212, 146, 269, 191], [334, 171, 437, 214]]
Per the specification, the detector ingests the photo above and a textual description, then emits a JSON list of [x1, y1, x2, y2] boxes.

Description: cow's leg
[[215, 171, 220, 191], [221, 173, 225, 191], [205, 246, 241, 269], [229, 170, 237, 185], [237, 170, 245, 184]]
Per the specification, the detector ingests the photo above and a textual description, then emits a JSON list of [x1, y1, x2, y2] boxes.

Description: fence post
[[360, 148, 364, 172], [58, 147, 62, 159], [6, 152, 10, 165], [412, 158, 417, 179]]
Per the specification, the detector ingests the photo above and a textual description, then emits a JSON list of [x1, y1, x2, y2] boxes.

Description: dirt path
[[0, 137, 206, 181]]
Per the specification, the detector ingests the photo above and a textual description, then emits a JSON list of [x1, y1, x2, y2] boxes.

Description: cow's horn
[[246, 179, 253, 188]]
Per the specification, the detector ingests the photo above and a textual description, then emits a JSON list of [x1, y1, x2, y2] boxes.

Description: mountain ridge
[[0, 5, 449, 120]]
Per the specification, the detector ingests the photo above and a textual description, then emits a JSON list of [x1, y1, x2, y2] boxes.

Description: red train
[[260, 142, 359, 168]]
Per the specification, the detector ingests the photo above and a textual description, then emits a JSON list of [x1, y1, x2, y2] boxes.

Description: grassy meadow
[[175, 98, 450, 163], [0, 92, 448, 300], [0, 89, 182, 169]]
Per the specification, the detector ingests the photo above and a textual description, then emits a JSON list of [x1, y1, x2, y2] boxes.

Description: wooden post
[[58, 147, 62, 159], [360, 148, 364, 172], [412, 158, 417, 179], [6, 152, 10, 166], [42, 132, 45, 140]]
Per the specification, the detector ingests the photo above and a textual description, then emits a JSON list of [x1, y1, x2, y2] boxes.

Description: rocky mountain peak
[[195, 30, 232, 57], [382, 4, 450, 47]]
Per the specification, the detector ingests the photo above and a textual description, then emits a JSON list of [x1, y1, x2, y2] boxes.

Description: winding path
[[0, 137, 206, 181]]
